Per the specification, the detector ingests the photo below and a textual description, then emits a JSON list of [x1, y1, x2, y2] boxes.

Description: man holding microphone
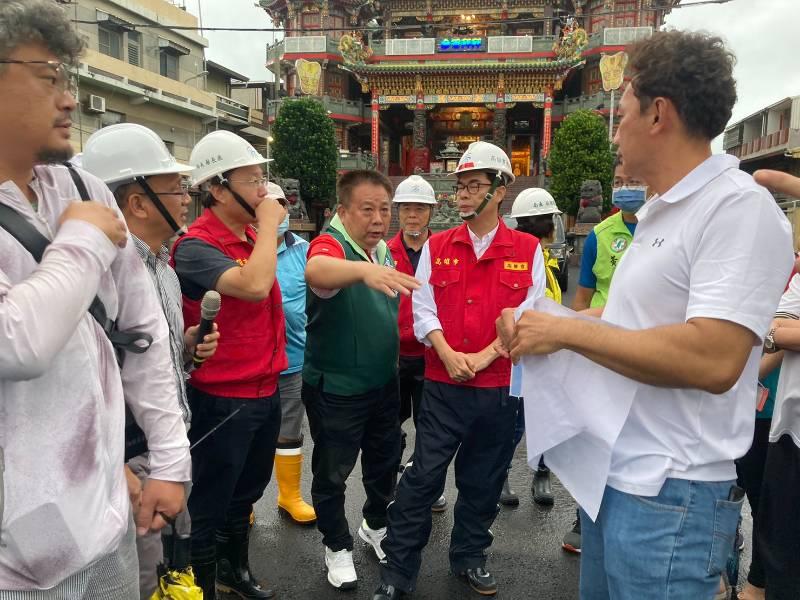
[[172, 131, 287, 599]]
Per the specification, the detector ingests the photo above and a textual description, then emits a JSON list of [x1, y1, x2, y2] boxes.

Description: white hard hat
[[510, 188, 561, 218], [190, 130, 271, 187], [393, 175, 437, 205], [266, 182, 286, 201], [452, 141, 515, 184], [82, 123, 193, 186]]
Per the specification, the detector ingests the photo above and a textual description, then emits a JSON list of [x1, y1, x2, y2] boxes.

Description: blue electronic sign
[[437, 37, 487, 52]]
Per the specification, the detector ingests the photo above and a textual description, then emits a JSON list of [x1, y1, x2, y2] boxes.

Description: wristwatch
[[764, 327, 778, 353]]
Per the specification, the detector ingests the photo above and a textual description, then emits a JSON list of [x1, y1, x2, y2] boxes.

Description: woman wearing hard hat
[[374, 142, 547, 599], [500, 188, 564, 508], [171, 130, 288, 600]]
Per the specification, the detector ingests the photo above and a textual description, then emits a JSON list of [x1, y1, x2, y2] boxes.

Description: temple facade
[[261, 0, 681, 178]]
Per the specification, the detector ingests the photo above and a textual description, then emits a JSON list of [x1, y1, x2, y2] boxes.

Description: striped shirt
[[132, 235, 190, 423]]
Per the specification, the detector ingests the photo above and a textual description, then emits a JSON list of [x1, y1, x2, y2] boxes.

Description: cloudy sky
[[183, 0, 800, 148]]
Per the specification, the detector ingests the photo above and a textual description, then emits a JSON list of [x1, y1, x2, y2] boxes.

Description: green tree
[[548, 110, 615, 216], [272, 98, 338, 230]]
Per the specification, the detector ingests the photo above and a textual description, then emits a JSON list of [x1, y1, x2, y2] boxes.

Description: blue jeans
[[580, 478, 743, 600]]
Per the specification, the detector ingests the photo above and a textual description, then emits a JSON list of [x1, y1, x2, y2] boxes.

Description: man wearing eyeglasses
[[0, 1, 191, 597], [82, 123, 221, 600], [374, 142, 545, 599], [171, 130, 287, 599]]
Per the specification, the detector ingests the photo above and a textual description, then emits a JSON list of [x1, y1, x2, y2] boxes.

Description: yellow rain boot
[[275, 452, 316, 524]]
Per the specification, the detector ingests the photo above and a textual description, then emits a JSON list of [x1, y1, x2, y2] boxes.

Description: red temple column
[[371, 91, 380, 168], [541, 85, 554, 159]]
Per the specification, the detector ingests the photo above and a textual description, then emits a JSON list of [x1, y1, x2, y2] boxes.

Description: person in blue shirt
[[272, 182, 316, 524]]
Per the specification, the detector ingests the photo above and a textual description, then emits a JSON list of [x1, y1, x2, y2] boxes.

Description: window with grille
[[99, 24, 122, 59], [160, 52, 179, 80], [100, 110, 125, 128], [127, 31, 141, 67]]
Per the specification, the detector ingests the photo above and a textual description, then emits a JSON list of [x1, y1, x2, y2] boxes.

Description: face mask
[[612, 186, 647, 213], [277, 214, 290, 236]]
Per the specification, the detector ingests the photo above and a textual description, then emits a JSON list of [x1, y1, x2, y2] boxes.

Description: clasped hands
[[494, 307, 565, 363]]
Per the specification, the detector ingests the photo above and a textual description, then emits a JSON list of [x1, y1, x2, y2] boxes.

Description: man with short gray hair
[[0, 2, 191, 597]]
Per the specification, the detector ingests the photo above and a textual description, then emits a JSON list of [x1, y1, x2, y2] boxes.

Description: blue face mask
[[277, 214, 290, 237], [612, 186, 647, 213]]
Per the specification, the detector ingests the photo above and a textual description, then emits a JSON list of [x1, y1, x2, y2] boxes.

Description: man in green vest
[[303, 170, 420, 591], [573, 157, 647, 311], [561, 156, 648, 554]]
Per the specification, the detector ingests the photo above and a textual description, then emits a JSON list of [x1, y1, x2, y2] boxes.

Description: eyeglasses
[[228, 177, 269, 189], [452, 182, 493, 194], [0, 60, 79, 96], [151, 180, 192, 196]]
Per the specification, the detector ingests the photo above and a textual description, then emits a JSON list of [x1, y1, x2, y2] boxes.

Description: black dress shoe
[[372, 583, 404, 599], [457, 567, 497, 596], [532, 468, 554, 506]]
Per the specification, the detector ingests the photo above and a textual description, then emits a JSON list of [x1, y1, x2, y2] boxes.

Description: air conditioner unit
[[87, 94, 106, 114]]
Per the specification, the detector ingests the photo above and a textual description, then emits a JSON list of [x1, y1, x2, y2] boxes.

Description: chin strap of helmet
[[135, 176, 186, 236], [461, 172, 504, 221], [218, 177, 257, 219]]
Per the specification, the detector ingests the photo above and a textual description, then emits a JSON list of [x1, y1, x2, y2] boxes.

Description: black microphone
[[193, 291, 221, 369]]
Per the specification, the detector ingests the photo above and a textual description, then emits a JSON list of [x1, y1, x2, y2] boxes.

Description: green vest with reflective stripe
[[591, 212, 633, 308], [303, 223, 400, 396]]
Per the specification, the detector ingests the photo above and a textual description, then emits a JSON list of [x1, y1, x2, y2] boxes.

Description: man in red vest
[[373, 142, 546, 599], [171, 131, 287, 600], [385, 175, 447, 513]]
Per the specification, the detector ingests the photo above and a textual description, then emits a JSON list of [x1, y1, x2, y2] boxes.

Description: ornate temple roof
[[349, 58, 579, 74]]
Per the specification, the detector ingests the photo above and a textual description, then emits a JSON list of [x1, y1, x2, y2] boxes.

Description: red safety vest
[[424, 220, 539, 388], [171, 208, 288, 398], [387, 230, 426, 358]]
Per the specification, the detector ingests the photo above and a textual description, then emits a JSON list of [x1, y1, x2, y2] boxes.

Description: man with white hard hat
[[385, 176, 447, 512], [374, 142, 546, 599], [170, 130, 288, 599], [83, 123, 220, 599]]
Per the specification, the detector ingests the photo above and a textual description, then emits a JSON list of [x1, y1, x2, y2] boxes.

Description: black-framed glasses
[[0, 60, 78, 96], [150, 180, 192, 196], [453, 182, 493, 194]]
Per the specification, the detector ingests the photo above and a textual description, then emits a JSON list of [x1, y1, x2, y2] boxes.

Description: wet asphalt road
[[244, 265, 753, 600]]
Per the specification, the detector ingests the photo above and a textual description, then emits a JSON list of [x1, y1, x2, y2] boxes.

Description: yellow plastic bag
[[148, 566, 203, 600]]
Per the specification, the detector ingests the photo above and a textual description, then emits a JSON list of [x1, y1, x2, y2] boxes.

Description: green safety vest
[[303, 217, 400, 396], [591, 212, 634, 308]]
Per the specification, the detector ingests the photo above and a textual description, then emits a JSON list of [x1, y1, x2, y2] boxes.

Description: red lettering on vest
[[424, 221, 539, 388]]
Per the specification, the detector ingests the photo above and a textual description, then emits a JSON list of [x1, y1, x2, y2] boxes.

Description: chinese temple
[[261, 0, 681, 179]]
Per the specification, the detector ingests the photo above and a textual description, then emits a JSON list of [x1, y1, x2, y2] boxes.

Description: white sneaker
[[325, 546, 357, 589], [358, 519, 387, 561]]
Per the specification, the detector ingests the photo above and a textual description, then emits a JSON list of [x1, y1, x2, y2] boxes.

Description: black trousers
[[399, 355, 425, 426], [399, 355, 425, 465], [302, 377, 401, 551], [381, 381, 519, 592], [755, 434, 800, 599], [735, 418, 771, 588], [187, 386, 281, 562]]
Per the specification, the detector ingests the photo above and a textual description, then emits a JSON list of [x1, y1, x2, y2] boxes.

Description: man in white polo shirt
[[498, 31, 794, 600]]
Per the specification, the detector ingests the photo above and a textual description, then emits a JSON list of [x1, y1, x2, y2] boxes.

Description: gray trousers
[[0, 515, 139, 599], [127, 454, 192, 600]]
